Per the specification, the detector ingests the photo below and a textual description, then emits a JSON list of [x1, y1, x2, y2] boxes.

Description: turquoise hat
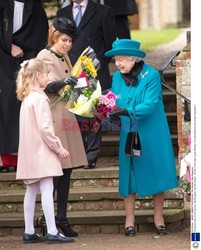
[[105, 39, 146, 58]]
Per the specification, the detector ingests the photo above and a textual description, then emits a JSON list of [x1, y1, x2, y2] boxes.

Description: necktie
[[75, 5, 82, 27]]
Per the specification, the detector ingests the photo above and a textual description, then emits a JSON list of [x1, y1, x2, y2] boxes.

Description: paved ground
[[144, 28, 189, 70], [0, 229, 190, 250]]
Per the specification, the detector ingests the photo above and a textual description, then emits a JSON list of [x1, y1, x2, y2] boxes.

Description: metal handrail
[[159, 50, 191, 121], [159, 50, 191, 104]]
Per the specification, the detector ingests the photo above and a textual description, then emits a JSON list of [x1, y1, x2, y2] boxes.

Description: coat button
[[65, 70, 68, 73]]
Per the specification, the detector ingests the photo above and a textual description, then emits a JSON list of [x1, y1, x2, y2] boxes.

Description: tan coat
[[37, 49, 87, 168], [16, 89, 63, 180]]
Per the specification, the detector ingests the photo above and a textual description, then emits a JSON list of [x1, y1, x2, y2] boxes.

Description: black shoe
[[46, 232, 74, 244], [23, 233, 46, 244], [56, 217, 78, 237], [155, 225, 167, 236], [37, 216, 47, 236], [125, 226, 136, 236], [83, 161, 96, 169], [0, 167, 9, 173]]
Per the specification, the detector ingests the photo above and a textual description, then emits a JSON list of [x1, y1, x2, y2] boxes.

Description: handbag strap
[[130, 109, 138, 132]]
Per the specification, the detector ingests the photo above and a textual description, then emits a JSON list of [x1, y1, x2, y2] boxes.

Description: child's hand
[[58, 148, 70, 159]]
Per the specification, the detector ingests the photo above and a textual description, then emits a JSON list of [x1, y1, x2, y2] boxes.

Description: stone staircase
[[0, 166, 188, 236], [0, 70, 190, 236]]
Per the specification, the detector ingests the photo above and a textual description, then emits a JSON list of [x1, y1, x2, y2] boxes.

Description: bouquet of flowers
[[50, 46, 117, 128], [50, 46, 100, 109]]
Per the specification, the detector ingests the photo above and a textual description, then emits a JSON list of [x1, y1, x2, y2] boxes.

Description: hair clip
[[20, 60, 29, 68]]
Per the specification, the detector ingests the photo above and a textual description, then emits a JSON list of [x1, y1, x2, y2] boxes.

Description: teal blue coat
[[111, 63, 178, 197]]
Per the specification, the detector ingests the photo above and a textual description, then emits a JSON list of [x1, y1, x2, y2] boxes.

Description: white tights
[[24, 177, 58, 235]]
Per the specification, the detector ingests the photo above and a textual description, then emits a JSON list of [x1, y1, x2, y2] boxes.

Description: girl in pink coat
[[16, 58, 74, 244]]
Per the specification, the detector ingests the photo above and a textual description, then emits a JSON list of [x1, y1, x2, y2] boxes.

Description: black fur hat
[[53, 17, 79, 40]]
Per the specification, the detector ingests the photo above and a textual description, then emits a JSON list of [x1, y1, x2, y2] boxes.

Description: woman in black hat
[[37, 17, 87, 237]]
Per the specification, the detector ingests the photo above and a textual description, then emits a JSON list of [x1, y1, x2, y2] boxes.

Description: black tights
[[53, 168, 72, 221]]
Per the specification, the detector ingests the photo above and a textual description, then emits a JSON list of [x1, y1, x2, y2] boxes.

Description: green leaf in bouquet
[[92, 98, 99, 106], [82, 88, 92, 98]]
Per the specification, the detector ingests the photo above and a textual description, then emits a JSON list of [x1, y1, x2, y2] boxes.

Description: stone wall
[[176, 33, 191, 161], [138, 0, 187, 30]]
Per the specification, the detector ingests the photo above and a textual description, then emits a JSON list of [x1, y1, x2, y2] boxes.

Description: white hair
[[128, 56, 137, 61]]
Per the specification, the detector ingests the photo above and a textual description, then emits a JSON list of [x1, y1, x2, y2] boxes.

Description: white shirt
[[72, 0, 88, 19], [13, 1, 24, 34]]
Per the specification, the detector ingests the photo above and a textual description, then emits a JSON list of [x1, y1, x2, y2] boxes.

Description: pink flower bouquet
[[94, 91, 117, 121]]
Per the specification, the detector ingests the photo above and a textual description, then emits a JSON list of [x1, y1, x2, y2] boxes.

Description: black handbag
[[125, 111, 142, 157], [125, 131, 141, 157]]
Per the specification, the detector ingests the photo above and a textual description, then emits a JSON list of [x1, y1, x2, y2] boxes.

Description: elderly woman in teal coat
[[105, 39, 178, 237]]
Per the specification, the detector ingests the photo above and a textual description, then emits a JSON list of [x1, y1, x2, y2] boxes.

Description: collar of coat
[[33, 87, 50, 102]]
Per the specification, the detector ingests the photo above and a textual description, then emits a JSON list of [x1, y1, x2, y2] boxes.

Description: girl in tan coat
[[16, 58, 74, 244], [37, 17, 87, 237]]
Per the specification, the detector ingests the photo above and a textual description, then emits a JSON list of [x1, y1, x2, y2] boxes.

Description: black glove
[[63, 75, 78, 87], [45, 76, 78, 93], [110, 107, 128, 117], [45, 80, 67, 93]]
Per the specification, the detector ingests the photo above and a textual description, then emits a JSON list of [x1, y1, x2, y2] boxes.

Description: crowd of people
[[0, 0, 178, 245]]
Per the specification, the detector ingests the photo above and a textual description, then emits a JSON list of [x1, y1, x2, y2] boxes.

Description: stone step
[[0, 160, 180, 190], [100, 134, 178, 156], [101, 112, 177, 133], [0, 166, 118, 190], [0, 186, 183, 203], [0, 186, 184, 214], [102, 133, 178, 144], [163, 91, 177, 112], [0, 208, 187, 236]]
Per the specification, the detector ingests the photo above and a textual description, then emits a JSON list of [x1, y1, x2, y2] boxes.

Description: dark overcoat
[[0, 0, 48, 154], [57, 0, 117, 90]]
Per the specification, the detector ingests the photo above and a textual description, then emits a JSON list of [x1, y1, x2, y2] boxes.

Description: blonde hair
[[47, 25, 61, 48], [16, 58, 50, 101]]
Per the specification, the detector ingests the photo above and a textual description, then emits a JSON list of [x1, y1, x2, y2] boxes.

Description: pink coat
[[37, 49, 87, 168], [16, 89, 63, 180]]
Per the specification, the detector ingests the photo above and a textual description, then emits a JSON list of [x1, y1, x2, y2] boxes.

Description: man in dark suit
[[0, 0, 49, 172], [57, 0, 116, 169]]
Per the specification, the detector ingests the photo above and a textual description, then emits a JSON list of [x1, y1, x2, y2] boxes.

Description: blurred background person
[[99, 0, 138, 39], [0, 0, 49, 173]]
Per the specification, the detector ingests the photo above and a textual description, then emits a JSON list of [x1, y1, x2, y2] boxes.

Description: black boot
[[37, 215, 47, 236], [55, 217, 78, 237]]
